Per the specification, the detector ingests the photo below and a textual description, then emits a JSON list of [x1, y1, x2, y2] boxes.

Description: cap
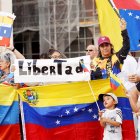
[[98, 36, 111, 46], [98, 93, 118, 104]]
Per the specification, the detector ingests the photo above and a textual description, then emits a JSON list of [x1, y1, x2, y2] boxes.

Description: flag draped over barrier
[[0, 85, 21, 140], [17, 79, 136, 140], [95, 0, 140, 51]]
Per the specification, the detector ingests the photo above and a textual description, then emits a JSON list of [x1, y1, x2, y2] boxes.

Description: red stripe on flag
[[122, 120, 136, 140], [113, 0, 140, 10], [0, 124, 21, 140], [0, 37, 10, 47], [110, 82, 118, 90], [25, 120, 135, 140], [25, 122, 103, 140]]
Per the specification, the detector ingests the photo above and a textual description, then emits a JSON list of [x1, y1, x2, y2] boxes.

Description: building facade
[[13, 0, 100, 59]]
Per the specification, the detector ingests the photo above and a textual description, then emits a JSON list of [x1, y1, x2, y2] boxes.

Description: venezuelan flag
[[96, 0, 140, 51], [110, 72, 122, 90], [80, 60, 90, 72], [18, 79, 135, 140], [0, 84, 21, 140], [0, 12, 15, 47], [113, 0, 140, 51]]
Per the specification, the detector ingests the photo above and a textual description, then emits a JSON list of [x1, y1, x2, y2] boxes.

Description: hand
[[133, 112, 140, 117], [98, 110, 103, 117], [128, 74, 140, 83], [90, 62, 95, 70], [7, 45, 14, 51], [12, 83, 21, 89], [101, 117, 109, 123], [125, 90, 131, 98], [120, 18, 127, 31]]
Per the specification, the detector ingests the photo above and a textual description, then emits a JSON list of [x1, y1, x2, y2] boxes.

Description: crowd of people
[[0, 18, 140, 140]]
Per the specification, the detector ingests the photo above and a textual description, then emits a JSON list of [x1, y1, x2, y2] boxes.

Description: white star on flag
[[92, 114, 97, 119], [65, 109, 70, 115], [88, 108, 93, 113], [128, 12, 133, 16], [135, 15, 140, 19], [4, 30, 7, 34], [82, 108, 85, 111], [56, 120, 60, 125], [74, 107, 79, 112]]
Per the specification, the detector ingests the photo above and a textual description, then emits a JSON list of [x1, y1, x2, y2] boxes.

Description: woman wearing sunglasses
[[91, 18, 130, 80]]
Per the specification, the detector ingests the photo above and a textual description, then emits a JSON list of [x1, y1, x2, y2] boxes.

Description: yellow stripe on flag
[[17, 79, 126, 107], [3, 16, 13, 25], [0, 16, 3, 23], [95, 0, 122, 52], [110, 72, 122, 84], [0, 84, 18, 106]]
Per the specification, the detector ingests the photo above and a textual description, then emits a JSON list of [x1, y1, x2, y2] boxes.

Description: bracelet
[[12, 48, 16, 52]]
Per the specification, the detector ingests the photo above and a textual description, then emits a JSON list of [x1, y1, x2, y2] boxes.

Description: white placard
[[14, 56, 91, 83]]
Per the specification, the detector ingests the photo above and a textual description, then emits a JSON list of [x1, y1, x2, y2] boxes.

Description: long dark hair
[[98, 44, 115, 57]]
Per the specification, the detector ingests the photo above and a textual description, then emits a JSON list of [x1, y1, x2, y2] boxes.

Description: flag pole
[[80, 60, 100, 111], [87, 80, 101, 111], [108, 0, 121, 18]]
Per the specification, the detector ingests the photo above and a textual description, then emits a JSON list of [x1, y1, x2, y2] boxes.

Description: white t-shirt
[[122, 55, 137, 75], [102, 108, 122, 140]]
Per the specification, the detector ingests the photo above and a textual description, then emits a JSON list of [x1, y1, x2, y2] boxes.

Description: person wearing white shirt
[[98, 93, 122, 140]]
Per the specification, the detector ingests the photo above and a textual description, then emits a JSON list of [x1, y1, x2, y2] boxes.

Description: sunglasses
[[100, 43, 110, 47], [85, 49, 93, 52]]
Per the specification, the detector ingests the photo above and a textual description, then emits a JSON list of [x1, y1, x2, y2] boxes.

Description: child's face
[[103, 95, 116, 109]]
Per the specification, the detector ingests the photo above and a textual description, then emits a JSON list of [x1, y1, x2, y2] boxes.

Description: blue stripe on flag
[[23, 97, 133, 129], [0, 26, 12, 38], [120, 9, 140, 51], [0, 101, 19, 125]]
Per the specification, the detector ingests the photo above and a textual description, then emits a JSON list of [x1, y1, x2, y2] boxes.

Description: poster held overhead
[[0, 11, 16, 47]]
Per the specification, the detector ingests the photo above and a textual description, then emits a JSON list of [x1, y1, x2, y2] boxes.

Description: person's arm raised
[[7, 45, 25, 59]]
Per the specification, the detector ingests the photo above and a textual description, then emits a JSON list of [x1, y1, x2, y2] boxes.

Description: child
[[98, 93, 122, 140]]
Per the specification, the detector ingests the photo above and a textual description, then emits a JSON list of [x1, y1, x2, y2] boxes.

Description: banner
[[17, 79, 135, 140], [0, 84, 21, 140], [14, 56, 90, 83], [0, 12, 16, 47]]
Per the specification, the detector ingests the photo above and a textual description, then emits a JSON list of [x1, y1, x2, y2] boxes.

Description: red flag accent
[[0, 37, 10, 47], [113, 0, 140, 10]]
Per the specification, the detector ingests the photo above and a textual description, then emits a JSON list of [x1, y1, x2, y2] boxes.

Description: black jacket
[[91, 29, 130, 80]]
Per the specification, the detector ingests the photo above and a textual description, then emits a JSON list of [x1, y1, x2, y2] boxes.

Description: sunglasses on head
[[100, 43, 110, 47]]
